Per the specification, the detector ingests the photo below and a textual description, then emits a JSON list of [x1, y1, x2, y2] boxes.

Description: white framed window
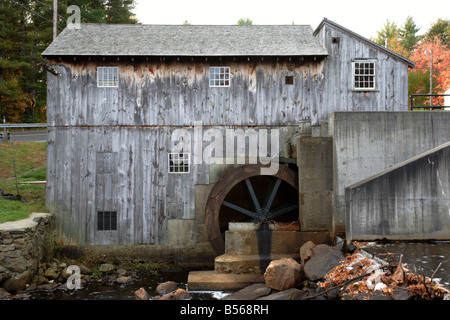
[[97, 67, 119, 87], [352, 60, 376, 90], [168, 153, 190, 173], [209, 67, 230, 87]]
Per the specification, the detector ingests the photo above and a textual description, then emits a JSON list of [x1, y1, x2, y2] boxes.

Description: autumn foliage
[[0, 70, 30, 123], [318, 245, 449, 300], [409, 37, 450, 106]]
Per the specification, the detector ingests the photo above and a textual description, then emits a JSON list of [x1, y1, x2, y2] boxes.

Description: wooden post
[[13, 160, 20, 196], [53, 0, 57, 41]]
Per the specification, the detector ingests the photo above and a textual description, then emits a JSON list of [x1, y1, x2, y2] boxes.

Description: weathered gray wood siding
[[46, 45, 410, 245], [46, 58, 322, 245], [315, 24, 410, 125], [46, 59, 325, 127]]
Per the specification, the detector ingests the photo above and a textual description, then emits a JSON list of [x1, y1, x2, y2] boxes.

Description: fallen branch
[[422, 269, 432, 298], [431, 263, 442, 280], [301, 271, 375, 300]]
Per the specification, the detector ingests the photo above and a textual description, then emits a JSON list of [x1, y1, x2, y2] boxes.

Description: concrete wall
[[346, 142, 450, 241], [297, 137, 333, 231], [328, 111, 450, 233]]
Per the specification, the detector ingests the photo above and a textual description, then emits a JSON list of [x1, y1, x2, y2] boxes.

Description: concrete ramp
[[345, 141, 450, 241]]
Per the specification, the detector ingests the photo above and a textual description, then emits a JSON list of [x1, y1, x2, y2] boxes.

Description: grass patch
[[0, 198, 34, 223], [0, 142, 47, 223], [0, 142, 47, 180]]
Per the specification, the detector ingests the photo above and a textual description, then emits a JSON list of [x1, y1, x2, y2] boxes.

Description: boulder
[[44, 267, 60, 279], [222, 283, 272, 300], [303, 244, 344, 281], [173, 288, 191, 300], [3, 270, 32, 292], [264, 258, 304, 291], [156, 281, 178, 295], [299, 241, 316, 265], [258, 288, 305, 300], [0, 266, 11, 283], [117, 276, 133, 285], [98, 263, 115, 273], [135, 287, 150, 300], [0, 288, 12, 299], [37, 283, 60, 291], [159, 292, 177, 300], [79, 265, 92, 275], [117, 269, 128, 276]]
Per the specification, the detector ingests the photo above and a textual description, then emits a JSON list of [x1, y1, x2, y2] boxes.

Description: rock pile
[[135, 281, 191, 300], [218, 241, 450, 300], [0, 259, 138, 299]]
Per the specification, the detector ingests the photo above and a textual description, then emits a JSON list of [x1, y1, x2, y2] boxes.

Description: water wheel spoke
[[262, 178, 281, 210], [245, 178, 261, 211], [222, 200, 259, 220], [266, 202, 299, 220]]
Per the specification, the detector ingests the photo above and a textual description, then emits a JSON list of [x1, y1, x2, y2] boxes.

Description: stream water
[[29, 268, 231, 300], [361, 241, 450, 286], [27, 241, 449, 300]]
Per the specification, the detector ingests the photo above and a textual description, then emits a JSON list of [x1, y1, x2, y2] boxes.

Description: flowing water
[[28, 241, 449, 300], [29, 268, 231, 300], [361, 241, 450, 286]]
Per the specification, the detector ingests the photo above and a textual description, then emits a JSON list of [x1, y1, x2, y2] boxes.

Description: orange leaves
[[318, 250, 449, 300], [409, 36, 450, 105]]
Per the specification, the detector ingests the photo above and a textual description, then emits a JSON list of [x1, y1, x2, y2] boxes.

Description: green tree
[[105, 0, 138, 24], [372, 20, 407, 56], [424, 19, 450, 48], [399, 16, 421, 57], [237, 18, 252, 25], [0, 0, 139, 123]]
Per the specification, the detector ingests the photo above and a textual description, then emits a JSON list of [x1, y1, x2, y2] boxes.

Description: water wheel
[[205, 164, 299, 255]]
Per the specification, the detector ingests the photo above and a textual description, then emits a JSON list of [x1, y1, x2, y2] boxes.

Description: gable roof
[[42, 24, 328, 58], [313, 18, 415, 68]]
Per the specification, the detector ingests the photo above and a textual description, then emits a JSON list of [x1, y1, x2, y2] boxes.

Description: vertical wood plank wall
[[46, 37, 410, 245]]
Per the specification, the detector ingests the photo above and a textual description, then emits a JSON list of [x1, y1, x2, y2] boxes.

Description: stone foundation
[[0, 213, 54, 292]]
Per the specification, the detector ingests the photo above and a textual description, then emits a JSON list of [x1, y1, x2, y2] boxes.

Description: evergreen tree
[[105, 0, 138, 24], [372, 20, 407, 56], [399, 16, 421, 58], [0, 0, 139, 123]]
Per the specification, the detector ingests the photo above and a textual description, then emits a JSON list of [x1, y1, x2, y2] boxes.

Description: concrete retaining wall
[[345, 142, 450, 241], [329, 111, 450, 233], [0, 213, 54, 292], [297, 137, 333, 231]]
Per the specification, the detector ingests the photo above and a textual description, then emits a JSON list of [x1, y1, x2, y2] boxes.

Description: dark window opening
[[97, 211, 117, 231], [168, 153, 190, 173], [332, 37, 340, 44], [285, 76, 294, 85]]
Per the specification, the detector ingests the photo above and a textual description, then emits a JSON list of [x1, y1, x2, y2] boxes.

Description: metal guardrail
[[1, 123, 47, 128], [1, 123, 47, 141], [410, 94, 450, 110]]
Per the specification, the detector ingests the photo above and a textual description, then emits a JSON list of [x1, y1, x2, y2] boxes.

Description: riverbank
[[1, 240, 448, 301]]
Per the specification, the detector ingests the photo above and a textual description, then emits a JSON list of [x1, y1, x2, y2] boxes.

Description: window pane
[[98, 67, 118, 87], [209, 67, 230, 87], [98, 212, 104, 230]]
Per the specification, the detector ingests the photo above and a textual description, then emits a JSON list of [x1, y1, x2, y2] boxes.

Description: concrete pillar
[[297, 137, 333, 232]]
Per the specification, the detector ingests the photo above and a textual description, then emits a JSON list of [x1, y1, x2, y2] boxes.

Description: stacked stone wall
[[0, 213, 54, 292]]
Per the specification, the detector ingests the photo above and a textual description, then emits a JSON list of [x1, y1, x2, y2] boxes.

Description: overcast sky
[[133, 0, 449, 40]]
